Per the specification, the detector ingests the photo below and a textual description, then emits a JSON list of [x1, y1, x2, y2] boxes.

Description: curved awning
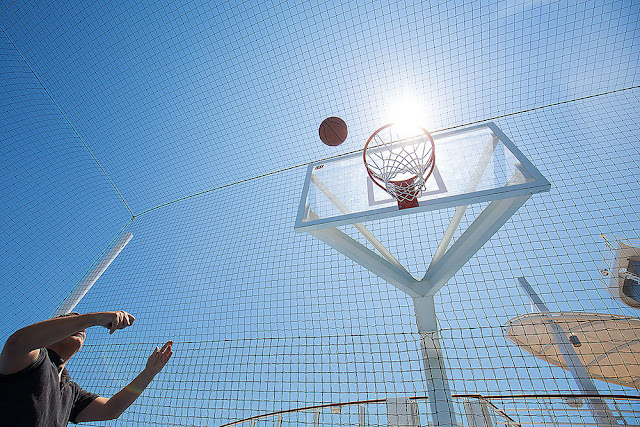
[[503, 312, 640, 389]]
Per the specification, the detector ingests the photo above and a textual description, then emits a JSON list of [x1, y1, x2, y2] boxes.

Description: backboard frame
[[294, 122, 550, 232]]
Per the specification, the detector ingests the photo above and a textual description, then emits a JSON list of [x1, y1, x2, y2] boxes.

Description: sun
[[387, 96, 433, 134]]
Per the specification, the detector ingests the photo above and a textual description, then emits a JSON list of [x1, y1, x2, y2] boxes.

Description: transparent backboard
[[295, 122, 550, 231]]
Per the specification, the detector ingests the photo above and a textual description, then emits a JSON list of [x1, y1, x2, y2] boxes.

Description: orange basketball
[[319, 117, 348, 146]]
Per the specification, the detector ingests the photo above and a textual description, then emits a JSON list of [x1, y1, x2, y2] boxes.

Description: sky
[[1, 0, 639, 426]]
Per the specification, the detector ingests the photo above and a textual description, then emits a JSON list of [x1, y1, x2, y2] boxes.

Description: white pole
[[54, 232, 133, 316], [516, 277, 618, 426], [414, 296, 458, 427]]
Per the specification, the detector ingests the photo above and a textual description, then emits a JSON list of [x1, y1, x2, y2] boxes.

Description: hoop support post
[[414, 296, 459, 427]]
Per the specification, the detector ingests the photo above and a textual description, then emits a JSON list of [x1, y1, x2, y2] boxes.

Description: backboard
[[295, 122, 550, 231]]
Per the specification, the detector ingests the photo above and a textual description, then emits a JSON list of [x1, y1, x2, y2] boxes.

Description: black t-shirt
[[0, 348, 99, 426]]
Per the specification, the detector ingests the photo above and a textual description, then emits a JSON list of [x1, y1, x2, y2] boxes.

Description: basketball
[[319, 117, 348, 146]]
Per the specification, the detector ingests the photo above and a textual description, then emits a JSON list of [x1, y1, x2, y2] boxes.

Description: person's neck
[[46, 346, 73, 370]]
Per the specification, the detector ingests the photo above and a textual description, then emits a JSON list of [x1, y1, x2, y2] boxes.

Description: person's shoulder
[[0, 348, 45, 378]]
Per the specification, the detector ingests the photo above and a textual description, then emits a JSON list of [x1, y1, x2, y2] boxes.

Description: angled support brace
[[418, 195, 531, 296], [310, 175, 405, 270], [429, 135, 499, 268], [308, 226, 421, 297]]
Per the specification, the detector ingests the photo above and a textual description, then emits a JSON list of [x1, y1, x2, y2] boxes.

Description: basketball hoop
[[363, 123, 436, 209]]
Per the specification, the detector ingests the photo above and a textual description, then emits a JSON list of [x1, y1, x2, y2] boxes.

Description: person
[[0, 310, 173, 426]]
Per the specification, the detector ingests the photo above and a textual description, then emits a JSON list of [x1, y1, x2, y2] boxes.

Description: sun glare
[[387, 96, 433, 134]]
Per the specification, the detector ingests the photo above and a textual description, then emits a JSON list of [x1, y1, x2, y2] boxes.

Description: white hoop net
[[363, 124, 435, 205]]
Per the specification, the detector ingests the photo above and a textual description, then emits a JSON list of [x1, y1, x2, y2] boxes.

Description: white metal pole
[[516, 277, 618, 426], [54, 232, 133, 316], [358, 405, 366, 427], [414, 296, 458, 427]]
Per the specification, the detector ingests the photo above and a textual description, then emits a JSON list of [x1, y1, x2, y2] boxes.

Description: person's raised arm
[[0, 311, 135, 375], [74, 341, 173, 422]]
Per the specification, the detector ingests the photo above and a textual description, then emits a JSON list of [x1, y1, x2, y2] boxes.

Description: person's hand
[[145, 341, 173, 376], [97, 311, 136, 334]]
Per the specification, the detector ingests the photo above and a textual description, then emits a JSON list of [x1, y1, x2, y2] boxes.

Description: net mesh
[[363, 126, 435, 205], [1, 1, 639, 426]]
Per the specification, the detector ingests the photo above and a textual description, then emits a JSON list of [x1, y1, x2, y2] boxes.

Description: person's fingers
[[144, 342, 173, 372], [154, 342, 173, 365], [119, 311, 125, 332], [109, 312, 119, 334], [121, 311, 135, 332], [164, 343, 173, 360], [108, 311, 129, 334], [125, 312, 135, 326]]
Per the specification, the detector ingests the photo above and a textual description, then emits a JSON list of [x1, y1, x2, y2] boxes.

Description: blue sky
[[1, 0, 640, 425]]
